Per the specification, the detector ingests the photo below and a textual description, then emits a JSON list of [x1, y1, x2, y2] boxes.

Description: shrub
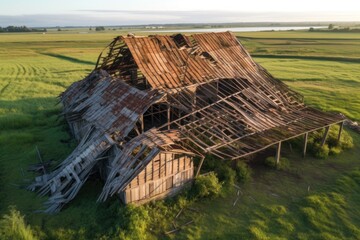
[[116, 204, 150, 240], [0, 207, 38, 240], [339, 131, 354, 150], [176, 195, 190, 209], [201, 154, 219, 171], [216, 164, 237, 185], [329, 146, 342, 156], [312, 143, 330, 159], [193, 172, 222, 198], [292, 126, 353, 159], [201, 155, 237, 186], [95, 26, 105, 31], [235, 161, 252, 183], [264, 156, 290, 170]]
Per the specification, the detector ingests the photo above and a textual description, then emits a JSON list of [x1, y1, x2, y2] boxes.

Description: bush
[[312, 143, 330, 159], [201, 154, 219, 171], [201, 156, 252, 185], [201, 155, 237, 186], [329, 146, 342, 156], [0, 207, 38, 240], [116, 204, 150, 240], [264, 156, 290, 170], [235, 161, 252, 183], [291, 126, 353, 159], [95, 26, 105, 31], [193, 172, 222, 198], [217, 164, 237, 185], [338, 131, 354, 150]]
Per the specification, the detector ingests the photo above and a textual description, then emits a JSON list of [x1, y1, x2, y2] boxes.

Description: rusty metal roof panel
[[100, 32, 264, 90], [61, 70, 163, 138]]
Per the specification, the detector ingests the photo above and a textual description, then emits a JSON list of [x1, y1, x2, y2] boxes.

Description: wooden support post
[[337, 121, 344, 142], [191, 93, 196, 121], [131, 69, 138, 85], [195, 156, 205, 177], [320, 126, 330, 147], [167, 105, 171, 130], [303, 132, 308, 158], [140, 114, 144, 133], [275, 141, 281, 165], [151, 105, 154, 126]]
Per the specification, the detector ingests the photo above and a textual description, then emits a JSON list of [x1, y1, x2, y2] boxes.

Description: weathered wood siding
[[68, 119, 91, 141], [121, 152, 193, 204]]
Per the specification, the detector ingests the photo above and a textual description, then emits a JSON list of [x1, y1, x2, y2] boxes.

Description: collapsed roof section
[[60, 70, 163, 140]]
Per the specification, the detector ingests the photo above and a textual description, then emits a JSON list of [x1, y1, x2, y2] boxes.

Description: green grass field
[[0, 30, 360, 239]]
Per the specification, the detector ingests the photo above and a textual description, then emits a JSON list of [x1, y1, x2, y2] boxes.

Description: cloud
[[0, 11, 359, 27]]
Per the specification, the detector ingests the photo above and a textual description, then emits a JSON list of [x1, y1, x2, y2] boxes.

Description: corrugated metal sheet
[[61, 70, 163, 137]]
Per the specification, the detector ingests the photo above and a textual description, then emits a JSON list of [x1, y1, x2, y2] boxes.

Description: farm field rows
[[0, 30, 359, 239]]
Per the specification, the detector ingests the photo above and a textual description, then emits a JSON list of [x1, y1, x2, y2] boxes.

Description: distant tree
[[95, 26, 105, 31], [57, 27, 61, 31], [89, 26, 92, 31], [6, 26, 31, 32], [328, 24, 334, 30], [309, 27, 315, 32], [0, 25, 45, 33], [43, 28, 47, 32]]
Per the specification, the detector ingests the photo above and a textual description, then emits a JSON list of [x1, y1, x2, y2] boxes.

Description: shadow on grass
[[40, 52, 95, 66], [0, 97, 63, 131]]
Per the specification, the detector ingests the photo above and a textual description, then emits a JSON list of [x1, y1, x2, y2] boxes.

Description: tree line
[[309, 24, 360, 33], [0, 26, 46, 33]]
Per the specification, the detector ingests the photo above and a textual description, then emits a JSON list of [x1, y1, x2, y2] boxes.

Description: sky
[[0, 0, 359, 27]]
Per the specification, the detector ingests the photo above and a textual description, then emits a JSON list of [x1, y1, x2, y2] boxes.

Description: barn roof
[[96, 32, 344, 159], [97, 32, 293, 90], [61, 70, 163, 137]]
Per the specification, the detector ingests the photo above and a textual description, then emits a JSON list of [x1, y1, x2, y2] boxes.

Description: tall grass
[[0, 207, 38, 240]]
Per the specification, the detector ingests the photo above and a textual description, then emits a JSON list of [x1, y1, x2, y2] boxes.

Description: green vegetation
[[0, 30, 359, 239], [289, 125, 354, 159], [264, 156, 290, 170], [235, 161, 252, 183], [95, 26, 105, 31], [0, 207, 39, 240], [310, 25, 360, 33], [0, 26, 46, 33], [193, 173, 222, 198]]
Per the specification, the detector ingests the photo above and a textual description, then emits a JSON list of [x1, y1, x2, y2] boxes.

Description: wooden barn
[[120, 151, 194, 204], [29, 32, 345, 212]]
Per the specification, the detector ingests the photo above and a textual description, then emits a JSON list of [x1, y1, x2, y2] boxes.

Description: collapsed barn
[[29, 32, 345, 213]]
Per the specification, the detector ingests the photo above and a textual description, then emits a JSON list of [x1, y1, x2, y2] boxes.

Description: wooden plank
[[321, 126, 330, 147], [337, 121, 344, 142], [303, 132, 308, 158], [195, 156, 205, 177], [275, 141, 281, 165]]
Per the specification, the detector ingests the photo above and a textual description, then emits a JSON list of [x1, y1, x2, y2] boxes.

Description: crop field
[[0, 30, 360, 239]]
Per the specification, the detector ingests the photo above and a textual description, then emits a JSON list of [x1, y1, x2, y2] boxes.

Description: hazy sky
[[0, 0, 359, 26]]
